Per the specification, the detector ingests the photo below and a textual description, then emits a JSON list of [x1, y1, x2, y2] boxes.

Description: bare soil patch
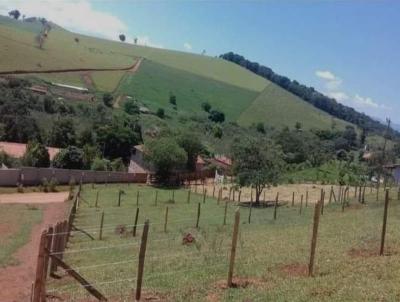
[[0, 201, 69, 302], [278, 263, 309, 278], [0, 191, 69, 204]]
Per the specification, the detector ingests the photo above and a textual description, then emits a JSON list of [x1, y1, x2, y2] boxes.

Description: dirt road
[[0, 192, 69, 302]]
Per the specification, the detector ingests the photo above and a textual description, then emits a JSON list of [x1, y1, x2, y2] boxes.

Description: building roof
[[214, 155, 232, 166], [196, 155, 205, 164], [0, 142, 60, 160], [29, 85, 48, 94], [51, 82, 89, 92]]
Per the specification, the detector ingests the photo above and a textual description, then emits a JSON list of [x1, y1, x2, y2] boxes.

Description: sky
[[0, 0, 399, 124]]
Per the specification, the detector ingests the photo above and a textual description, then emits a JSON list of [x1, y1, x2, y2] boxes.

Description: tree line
[[220, 52, 396, 137]]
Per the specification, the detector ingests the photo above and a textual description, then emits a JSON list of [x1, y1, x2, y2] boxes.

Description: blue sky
[[1, 0, 399, 124]]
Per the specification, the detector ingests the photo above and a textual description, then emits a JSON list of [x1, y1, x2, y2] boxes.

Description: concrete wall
[[0, 167, 148, 186]]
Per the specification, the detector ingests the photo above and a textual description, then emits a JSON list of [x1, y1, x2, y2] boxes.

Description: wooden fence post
[[133, 207, 140, 237], [154, 191, 158, 206], [320, 189, 325, 215], [224, 201, 228, 225], [33, 230, 47, 302], [299, 195, 303, 215], [273, 192, 279, 220], [308, 200, 322, 277], [306, 190, 309, 207], [136, 191, 140, 207], [99, 211, 104, 240], [380, 189, 390, 256], [135, 219, 150, 301], [362, 186, 366, 204], [248, 199, 253, 224], [227, 209, 240, 288], [203, 189, 207, 203], [329, 186, 333, 204], [238, 190, 242, 204], [172, 190, 175, 203], [212, 186, 216, 198], [118, 190, 122, 207], [164, 206, 169, 233], [292, 192, 295, 207], [196, 203, 201, 229], [95, 190, 99, 208], [217, 188, 221, 205], [187, 190, 191, 203], [49, 223, 59, 276]]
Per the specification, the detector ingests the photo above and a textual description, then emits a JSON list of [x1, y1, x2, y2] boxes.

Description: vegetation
[[22, 141, 50, 167], [221, 52, 395, 135], [47, 184, 400, 301]]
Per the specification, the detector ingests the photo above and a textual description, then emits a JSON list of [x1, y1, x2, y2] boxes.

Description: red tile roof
[[0, 142, 60, 160]]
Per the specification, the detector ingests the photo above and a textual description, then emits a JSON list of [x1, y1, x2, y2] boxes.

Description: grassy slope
[[118, 59, 259, 121], [238, 84, 351, 130], [0, 16, 359, 130], [0, 203, 42, 267], [49, 184, 400, 301]]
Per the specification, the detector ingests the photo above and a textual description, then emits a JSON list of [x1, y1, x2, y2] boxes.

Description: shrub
[[208, 110, 225, 123], [156, 108, 165, 119], [103, 93, 114, 107]]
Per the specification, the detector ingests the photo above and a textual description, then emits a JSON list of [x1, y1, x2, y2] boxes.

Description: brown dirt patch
[[127, 58, 143, 74], [0, 192, 69, 204], [0, 202, 69, 302], [0, 222, 16, 239], [348, 246, 398, 258], [81, 72, 94, 90], [279, 263, 309, 277]]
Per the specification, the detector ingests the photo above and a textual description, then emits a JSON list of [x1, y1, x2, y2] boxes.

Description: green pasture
[[48, 184, 400, 301]]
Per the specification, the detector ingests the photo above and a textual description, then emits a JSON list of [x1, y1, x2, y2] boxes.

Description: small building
[[129, 145, 154, 174], [29, 85, 48, 95], [51, 82, 89, 93], [0, 141, 60, 160]]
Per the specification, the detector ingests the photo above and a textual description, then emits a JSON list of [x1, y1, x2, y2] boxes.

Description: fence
[[0, 167, 148, 186]]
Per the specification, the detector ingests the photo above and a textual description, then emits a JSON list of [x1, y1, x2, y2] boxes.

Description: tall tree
[[177, 132, 203, 171], [232, 136, 284, 205], [22, 141, 50, 168]]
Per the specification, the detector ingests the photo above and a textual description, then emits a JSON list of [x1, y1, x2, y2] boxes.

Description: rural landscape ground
[[0, 3, 400, 302]]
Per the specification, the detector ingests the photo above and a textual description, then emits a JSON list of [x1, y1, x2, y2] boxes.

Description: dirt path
[[0, 194, 69, 302], [0, 192, 69, 204]]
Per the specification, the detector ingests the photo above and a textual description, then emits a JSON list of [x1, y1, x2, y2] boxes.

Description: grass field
[[118, 59, 259, 122], [237, 85, 351, 130], [91, 70, 127, 92], [0, 203, 42, 267], [48, 183, 400, 301]]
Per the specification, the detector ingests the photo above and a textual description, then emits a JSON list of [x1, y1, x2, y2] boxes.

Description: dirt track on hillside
[[0, 58, 142, 75], [0, 193, 69, 302], [0, 192, 69, 204]]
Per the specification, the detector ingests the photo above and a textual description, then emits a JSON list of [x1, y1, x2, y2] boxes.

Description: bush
[[91, 157, 110, 171], [156, 108, 165, 119], [103, 93, 114, 107], [201, 102, 211, 112], [208, 110, 225, 123], [53, 146, 84, 169], [22, 141, 50, 168], [124, 98, 139, 115]]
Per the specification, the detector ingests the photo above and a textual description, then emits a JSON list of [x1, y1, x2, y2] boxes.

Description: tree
[[119, 34, 126, 42], [169, 94, 177, 106], [201, 102, 211, 112], [134, 37, 138, 44], [82, 144, 100, 169], [103, 93, 114, 107], [208, 110, 225, 123], [232, 136, 284, 205], [177, 132, 203, 171], [53, 146, 84, 169], [111, 158, 125, 171], [295, 122, 302, 131], [49, 119, 76, 148], [156, 108, 165, 119], [144, 137, 187, 183], [22, 141, 50, 168], [96, 115, 142, 162], [256, 122, 265, 134], [91, 157, 110, 171], [124, 98, 139, 115], [8, 10, 21, 20], [43, 96, 57, 113]]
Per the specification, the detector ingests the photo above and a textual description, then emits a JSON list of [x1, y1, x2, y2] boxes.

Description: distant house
[[51, 82, 89, 93], [29, 85, 48, 95], [384, 164, 400, 184], [129, 145, 154, 174], [207, 155, 233, 175], [0, 142, 60, 160]]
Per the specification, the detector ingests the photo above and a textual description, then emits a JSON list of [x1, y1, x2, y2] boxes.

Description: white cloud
[[0, 0, 163, 48], [327, 91, 349, 102], [353, 94, 390, 109], [315, 70, 336, 81], [183, 42, 192, 51]]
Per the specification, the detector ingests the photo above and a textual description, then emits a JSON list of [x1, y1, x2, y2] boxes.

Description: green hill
[[0, 15, 354, 131]]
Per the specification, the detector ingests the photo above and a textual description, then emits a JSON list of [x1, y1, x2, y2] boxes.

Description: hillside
[[0, 15, 354, 131]]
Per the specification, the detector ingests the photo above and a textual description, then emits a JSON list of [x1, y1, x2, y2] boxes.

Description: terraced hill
[[0, 15, 352, 130]]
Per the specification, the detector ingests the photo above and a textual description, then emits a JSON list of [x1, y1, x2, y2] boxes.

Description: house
[[129, 145, 154, 174], [28, 85, 48, 95], [208, 155, 232, 174], [0, 142, 60, 160], [384, 164, 400, 184]]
